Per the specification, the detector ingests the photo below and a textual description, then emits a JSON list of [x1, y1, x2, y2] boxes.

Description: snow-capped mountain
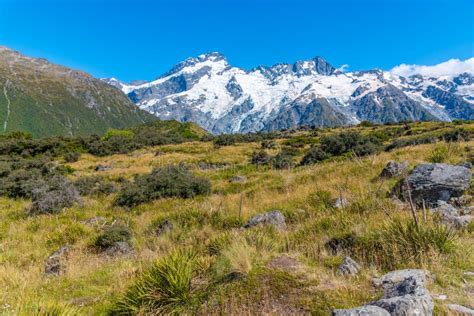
[[103, 54, 474, 134]]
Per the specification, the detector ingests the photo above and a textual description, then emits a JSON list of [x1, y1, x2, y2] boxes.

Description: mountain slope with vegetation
[[0, 121, 473, 314], [0, 46, 155, 138]]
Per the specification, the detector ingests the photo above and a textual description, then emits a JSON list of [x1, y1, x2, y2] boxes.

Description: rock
[[243, 210, 286, 229], [432, 201, 473, 229], [230, 175, 247, 183], [458, 161, 473, 169], [332, 305, 390, 316], [104, 241, 133, 256], [442, 214, 472, 229], [431, 294, 447, 301], [372, 276, 434, 316], [450, 195, 473, 207], [398, 163, 471, 205], [373, 269, 429, 289], [155, 219, 173, 236], [44, 246, 69, 276], [381, 160, 408, 178], [95, 165, 112, 172], [337, 256, 361, 276], [446, 304, 474, 315], [333, 197, 349, 209]]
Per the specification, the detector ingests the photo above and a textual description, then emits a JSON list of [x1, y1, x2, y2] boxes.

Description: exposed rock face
[[95, 165, 112, 172], [243, 210, 286, 229], [381, 161, 408, 178], [372, 269, 429, 289], [398, 163, 471, 205], [337, 256, 360, 276], [372, 277, 434, 316], [332, 305, 390, 316], [44, 246, 69, 276]]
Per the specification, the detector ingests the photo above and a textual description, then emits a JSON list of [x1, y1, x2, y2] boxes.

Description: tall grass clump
[[213, 237, 257, 282], [353, 218, 458, 269], [113, 250, 203, 314], [427, 143, 461, 163]]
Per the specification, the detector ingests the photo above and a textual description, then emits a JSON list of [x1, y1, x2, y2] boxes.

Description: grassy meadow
[[0, 121, 473, 315]]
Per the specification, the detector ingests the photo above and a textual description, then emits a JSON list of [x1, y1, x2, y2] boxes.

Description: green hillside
[[0, 46, 156, 138]]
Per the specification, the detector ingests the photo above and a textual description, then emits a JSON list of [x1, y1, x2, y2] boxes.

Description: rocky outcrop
[[432, 200, 472, 229], [334, 269, 434, 316], [243, 210, 286, 229], [396, 163, 471, 205], [446, 304, 474, 315]]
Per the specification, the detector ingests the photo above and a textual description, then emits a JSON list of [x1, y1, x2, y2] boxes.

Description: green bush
[[115, 166, 211, 207], [250, 150, 271, 165], [113, 250, 202, 314], [271, 153, 294, 169], [64, 152, 81, 163], [93, 225, 131, 250], [300, 147, 329, 165], [441, 128, 471, 142], [74, 176, 116, 196]]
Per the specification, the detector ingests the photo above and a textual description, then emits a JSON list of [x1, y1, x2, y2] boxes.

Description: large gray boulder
[[243, 210, 286, 229], [372, 269, 429, 289], [332, 305, 390, 316], [398, 163, 471, 205], [372, 272, 434, 316], [381, 161, 408, 178]]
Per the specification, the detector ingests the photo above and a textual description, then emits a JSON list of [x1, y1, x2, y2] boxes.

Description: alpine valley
[[104, 53, 474, 134]]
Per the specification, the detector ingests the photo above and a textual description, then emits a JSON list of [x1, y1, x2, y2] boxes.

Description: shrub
[[102, 129, 135, 141], [115, 166, 211, 207], [441, 128, 471, 142], [385, 135, 436, 151], [74, 176, 116, 196], [93, 225, 131, 250], [300, 147, 329, 165], [271, 153, 294, 170], [250, 150, 271, 165], [64, 152, 81, 163], [29, 176, 81, 215], [113, 250, 202, 314], [261, 140, 277, 149], [427, 143, 461, 163]]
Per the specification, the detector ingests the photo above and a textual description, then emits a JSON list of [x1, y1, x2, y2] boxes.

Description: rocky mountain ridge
[[104, 54, 474, 134]]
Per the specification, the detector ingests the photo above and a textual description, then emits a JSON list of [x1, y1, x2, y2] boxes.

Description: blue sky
[[0, 0, 473, 82]]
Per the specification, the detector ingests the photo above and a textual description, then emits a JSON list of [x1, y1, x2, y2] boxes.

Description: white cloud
[[337, 64, 349, 72], [390, 57, 474, 78]]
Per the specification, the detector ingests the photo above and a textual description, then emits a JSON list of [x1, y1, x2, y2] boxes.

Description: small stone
[[446, 304, 474, 315], [230, 175, 247, 183], [104, 241, 133, 256], [380, 160, 408, 178], [155, 219, 173, 236], [431, 294, 447, 301], [243, 210, 286, 229], [337, 256, 361, 276], [81, 216, 107, 227], [44, 246, 69, 276], [333, 197, 349, 209], [332, 305, 390, 316], [95, 165, 112, 172]]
